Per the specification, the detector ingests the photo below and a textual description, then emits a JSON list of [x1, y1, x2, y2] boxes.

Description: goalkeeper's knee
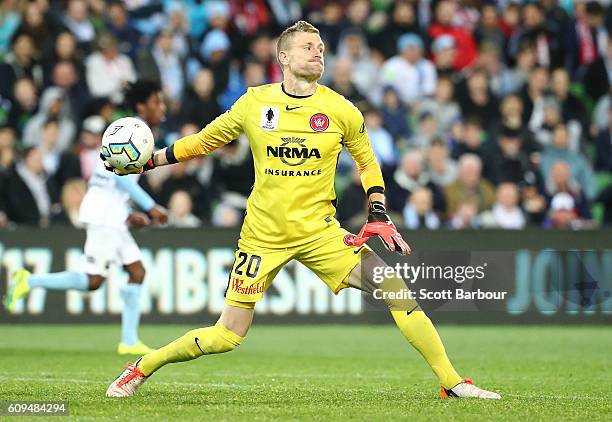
[[188, 322, 244, 357]]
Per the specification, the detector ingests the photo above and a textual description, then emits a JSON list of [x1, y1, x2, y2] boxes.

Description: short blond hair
[[276, 21, 320, 67]]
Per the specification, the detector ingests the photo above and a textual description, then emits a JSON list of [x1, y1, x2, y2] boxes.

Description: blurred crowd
[[0, 0, 611, 230]]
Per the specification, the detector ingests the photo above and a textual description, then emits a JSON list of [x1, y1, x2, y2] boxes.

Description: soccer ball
[[101, 117, 154, 173]]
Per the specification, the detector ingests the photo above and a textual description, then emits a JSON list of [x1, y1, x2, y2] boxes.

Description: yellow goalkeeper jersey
[[173, 83, 384, 247]]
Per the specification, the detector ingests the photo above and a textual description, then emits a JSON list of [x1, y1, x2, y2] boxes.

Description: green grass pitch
[[0, 324, 610, 421]]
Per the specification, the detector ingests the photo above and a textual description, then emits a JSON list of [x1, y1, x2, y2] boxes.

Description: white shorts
[[83, 226, 142, 277]]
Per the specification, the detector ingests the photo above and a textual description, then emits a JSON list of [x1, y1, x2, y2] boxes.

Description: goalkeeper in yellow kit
[[105, 21, 500, 400]]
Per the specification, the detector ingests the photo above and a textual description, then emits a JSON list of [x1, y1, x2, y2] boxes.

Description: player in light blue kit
[[3, 81, 168, 355]]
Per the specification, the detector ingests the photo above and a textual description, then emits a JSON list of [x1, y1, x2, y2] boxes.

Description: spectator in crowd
[[106, 1, 142, 59], [86, 33, 137, 104], [23, 86, 76, 151], [337, 168, 367, 227], [480, 182, 526, 229], [532, 97, 581, 152], [211, 202, 242, 228], [403, 187, 440, 230], [211, 135, 254, 221], [476, 42, 508, 96], [0, 126, 17, 175], [62, 0, 96, 49], [475, 4, 505, 49], [449, 197, 480, 229], [540, 123, 597, 201], [428, 0, 478, 71], [550, 67, 589, 137], [364, 106, 396, 171], [328, 57, 367, 110], [0, 125, 17, 227], [343, 0, 371, 33], [77, 115, 105, 181], [498, 3, 522, 50], [158, 161, 209, 221], [596, 184, 612, 226], [54, 177, 87, 227], [380, 86, 410, 145], [430, 34, 456, 78], [410, 111, 439, 150], [521, 180, 548, 226], [7, 77, 38, 136], [198, 29, 231, 96], [509, 2, 563, 68], [380, 33, 436, 106], [427, 138, 457, 188], [44, 31, 85, 85], [595, 106, 612, 172], [497, 45, 536, 97], [151, 28, 186, 114], [164, 2, 190, 59], [0, 1, 21, 57], [486, 125, 541, 187], [167, 190, 202, 228], [229, 0, 271, 42], [335, 29, 379, 101], [247, 32, 282, 83], [592, 89, 611, 135], [267, 0, 302, 28], [50, 60, 89, 120], [315, 2, 345, 56], [0, 33, 43, 98], [181, 68, 221, 128], [445, 154, 495, 217], [452, 116, 487, 161], [418, 75, 461, 138], [583, 32, 612, 101], [219, 60, 266, 112], [387, 150, 446, 215], [544, 190, 591, 230], [456, 68, 499, 129], [3, 146, 58, 226], [566, 1, 607, 78], [544, 160, 592, 226], [17, 1, 55, 54], [38, 118, 81, 188], [523, 66, 550, 131]]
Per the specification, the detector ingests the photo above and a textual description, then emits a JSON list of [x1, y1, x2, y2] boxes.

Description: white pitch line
[[0, 376, 609, 401]]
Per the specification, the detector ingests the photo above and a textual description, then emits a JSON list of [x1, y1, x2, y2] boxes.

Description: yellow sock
[[391, 310, 462, 389], [138, 322, 243, 376]]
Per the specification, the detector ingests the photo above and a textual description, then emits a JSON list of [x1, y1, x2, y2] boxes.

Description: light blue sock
[[28, 272, 89, 291], [121, 283, 142, 346]]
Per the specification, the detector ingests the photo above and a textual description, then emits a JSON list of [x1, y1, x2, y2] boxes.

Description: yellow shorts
[[224, 225, 371, 308]]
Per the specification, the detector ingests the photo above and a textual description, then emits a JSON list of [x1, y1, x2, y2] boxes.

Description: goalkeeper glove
[[346, 201, 412, 255], [99, 153, 156, 175]]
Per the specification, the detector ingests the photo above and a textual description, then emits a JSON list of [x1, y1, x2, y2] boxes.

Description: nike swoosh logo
[[286, 105, 302, 111], [353, 246, 365, 255], [194, 337, 204, 354]]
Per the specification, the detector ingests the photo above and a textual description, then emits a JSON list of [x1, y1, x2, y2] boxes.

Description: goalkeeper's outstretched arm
[[104, 90, 250, 174], [149, 89, 249, 168]]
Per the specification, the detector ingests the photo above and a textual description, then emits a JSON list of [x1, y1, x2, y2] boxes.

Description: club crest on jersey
[[310, 113, 329, 132], [260, 106, 279, 131]]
